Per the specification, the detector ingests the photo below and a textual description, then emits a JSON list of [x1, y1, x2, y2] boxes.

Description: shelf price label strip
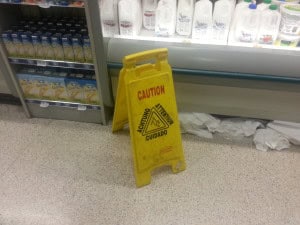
[[9, 58, 94, 70], [112, 48, 186, 187], [26, 99, 100, 110]]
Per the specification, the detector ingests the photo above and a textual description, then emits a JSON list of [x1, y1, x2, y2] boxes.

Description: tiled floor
[[0, 104, 299, 225]]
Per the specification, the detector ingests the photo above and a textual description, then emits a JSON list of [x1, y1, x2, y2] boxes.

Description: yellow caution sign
[[112, 48, 186, 187]]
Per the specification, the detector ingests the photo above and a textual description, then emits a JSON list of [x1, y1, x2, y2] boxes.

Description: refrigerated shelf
[[9, 57, 94, 70], [108, 61, 300, 84], [106, 38, 300, 122], [26, 99, 102, 123], [114, 34, 300, 52], [107, 38, 300, 78]]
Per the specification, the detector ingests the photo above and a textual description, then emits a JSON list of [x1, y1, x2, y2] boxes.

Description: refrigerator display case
[[0, 0, 113, 124], [99, 0, 300, 122]]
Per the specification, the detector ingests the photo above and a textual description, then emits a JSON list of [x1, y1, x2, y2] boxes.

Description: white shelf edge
[[9, 57, 94, 70], [0, 2, 84, 8], [25, 99, 101, 110], [109, 27, 300, 53]]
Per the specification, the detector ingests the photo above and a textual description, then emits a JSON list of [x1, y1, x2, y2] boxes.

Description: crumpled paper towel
[[253, 128, 290, 151], [179, 112, 220, 139], [268, 121, 300, 145], [216, 118, 264, 138]]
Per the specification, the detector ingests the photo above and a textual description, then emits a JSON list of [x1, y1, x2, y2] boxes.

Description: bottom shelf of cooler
[[26, 99, 102, 123]]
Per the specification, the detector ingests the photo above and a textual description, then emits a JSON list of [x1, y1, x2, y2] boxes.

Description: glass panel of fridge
[[98, 0, 300, 122]]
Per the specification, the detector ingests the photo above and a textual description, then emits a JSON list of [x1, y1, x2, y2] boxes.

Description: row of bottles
[[229, 0, 282, 45], [99, 0, 234, 43], [99, 0, 300, 47], [230, 0, 300, 47]]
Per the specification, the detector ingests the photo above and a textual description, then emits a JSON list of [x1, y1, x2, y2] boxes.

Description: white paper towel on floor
[[253, 128, 290, 151], [179, 112, 220, 138], [216, 118, 264, 138], [268, 121, 300, 145]]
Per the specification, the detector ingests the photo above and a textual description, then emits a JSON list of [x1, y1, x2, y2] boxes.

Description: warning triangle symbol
[[142, 108, 169, 136]]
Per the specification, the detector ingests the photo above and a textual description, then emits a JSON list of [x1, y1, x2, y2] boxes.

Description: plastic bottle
[[228, 0, 237, 13], [118, 0, 142, 36], [233, 0, 252, 24], [100, 0, 119, 37], [137, 0, 143, 33], [235, 3, 260, 43], [257, 0, 272, 11], [176, 0, 194, 36], [192, 0, 213, 40], [142, 0, 158, 30], [212, 0, 233, 43], [257, 4, 281, 44], [279, 3, 300, 36], [155, 0, 177, 37], [228, 0, 251, 43]]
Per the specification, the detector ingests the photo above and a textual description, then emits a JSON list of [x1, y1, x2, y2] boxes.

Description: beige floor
[[0, 104, 299, 225]]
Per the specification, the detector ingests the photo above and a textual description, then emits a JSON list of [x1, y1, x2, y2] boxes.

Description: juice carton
[[35, 75, 52, 100], [82, 76, 100, 105], [32, 32, 43, 58], [72, 34, 85, 63], [17, 72, 46, 100], [83, 35, 93, 63], [41, 32, 55, 59], [51, 33, 65, 60], [17, 73, 33, 98], [62, 34, 75, 61], [39, 76, 55, 100], [65, 74, 85, 103], [52, 72, 69, 101], [1, 31, 17, 57], [11, 31, 23, 57], [21, 31, 36, 58], [37, 68, 66, 101]]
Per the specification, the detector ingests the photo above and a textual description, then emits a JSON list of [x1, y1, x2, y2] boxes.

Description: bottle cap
[[249, 3, 257, 9], [269, 4, 278, 10], [263, 0, 272, 4]]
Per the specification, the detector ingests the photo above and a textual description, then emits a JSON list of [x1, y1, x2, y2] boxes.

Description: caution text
[[146, 129, 168, 141], [137, 85, 165, 101]]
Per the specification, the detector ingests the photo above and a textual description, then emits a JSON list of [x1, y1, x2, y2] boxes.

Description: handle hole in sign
[[136, 58, 156, 67]]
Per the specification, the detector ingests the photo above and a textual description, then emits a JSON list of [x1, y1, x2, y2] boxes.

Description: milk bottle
[[192, 0, 213, 41], [142, 0, 158, 30], [257, 4, 281, 44], [176, 0, 194, 36], [155, 0, 177, 37]]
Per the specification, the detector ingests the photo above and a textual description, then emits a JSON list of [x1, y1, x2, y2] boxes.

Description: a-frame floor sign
[[112, 48, 186, 188]]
